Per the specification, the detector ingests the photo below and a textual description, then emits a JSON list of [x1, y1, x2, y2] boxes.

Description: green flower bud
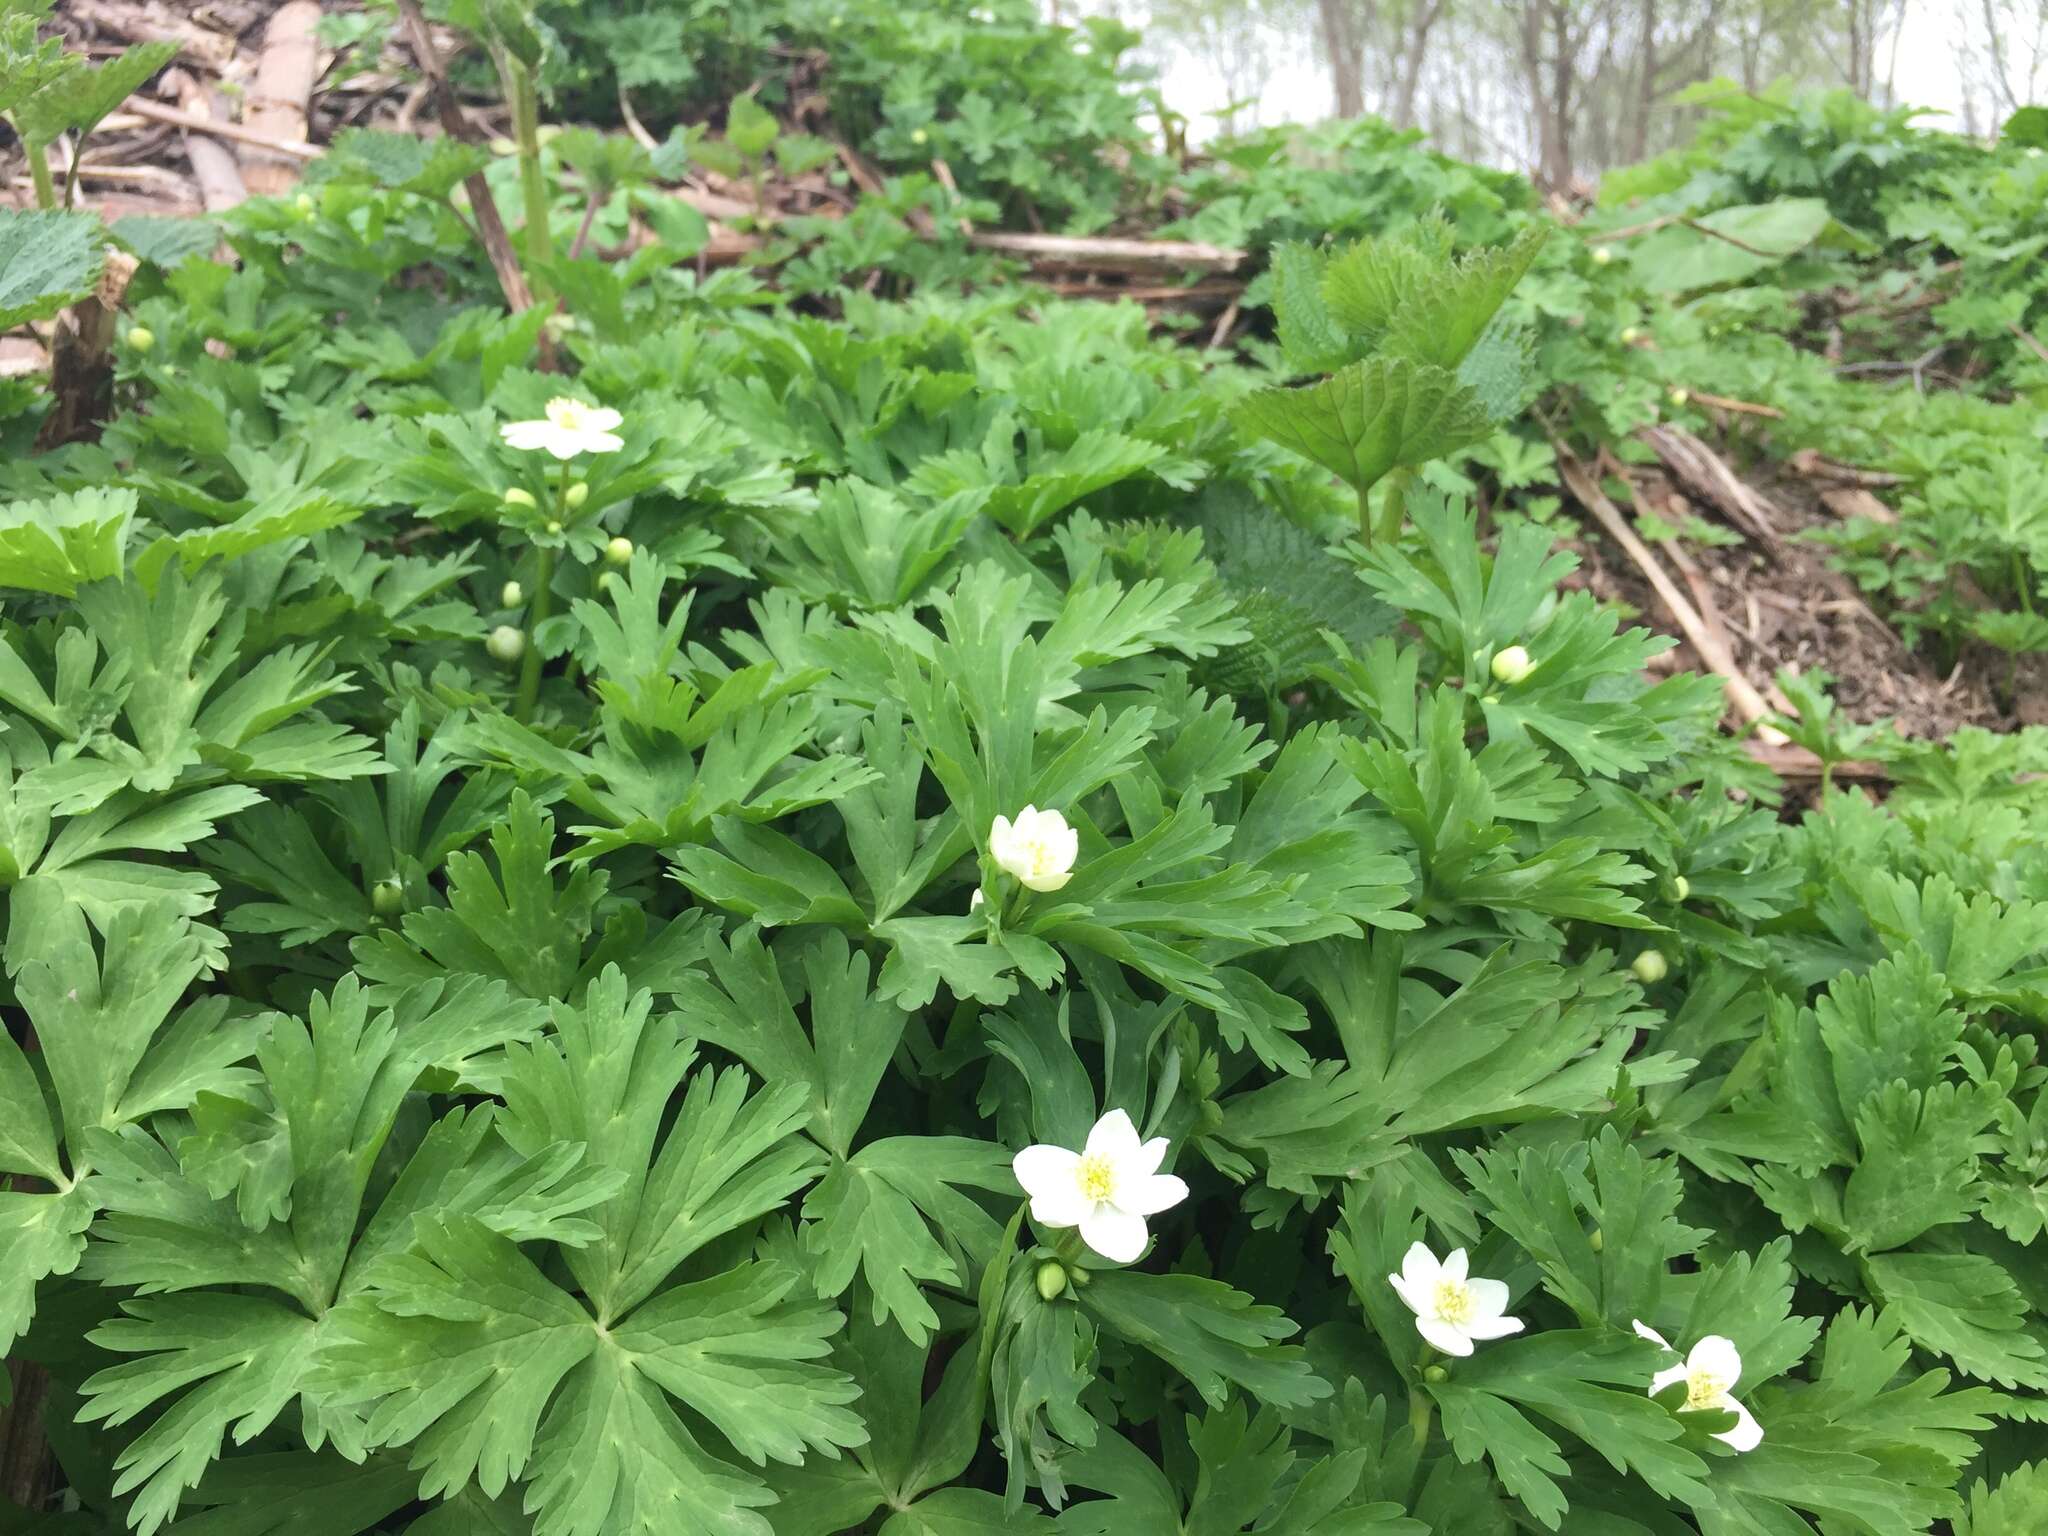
[[535, 124, 563, 147], [565, 482, 589, 510], [911, 127, 929, 146], [1423, 1364, 1448, 1383], [1067, 1264, 1090, 1288], [500, 580, 525, 608], [1667, 386, 1690, 407], [1619, 325, 1641, 344], [546, 519, 564, 535], [1490, 644, 1535, 686], [486, 624, 526, 663], [1631, 950, 1669, 984], [604, 535, 633, 568], [126, 326, 155, 353], [1591, 245, 1614, 265], [371, 877, 404, 916], [1035, 1260, 1066, 1301], [1670, 874, 1690, 902], [1589, 1227, 1605, 1252], [503, 487, 537, 510]]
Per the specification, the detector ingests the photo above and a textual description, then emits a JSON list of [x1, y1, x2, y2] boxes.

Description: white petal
[[1012, 1144, 1080, 1204], [1463, 1313, 1524, 1341], [1133, 1136, 1171, 1177], [581, 429, 625, 455], [1020, 865, 1072, 892], [1399, 1242, 1442, 1294], [1649, 1363, 1689, 1397], [1416, 1317, 1474, 1356], [1079, 1203, 1149, 1263], [1716, 1396, 1764, 1452], [500, 420, 551, 450], [1387, 1271, 1421, 1314], [1632, 1319, 1673, 1351], [1121, 1173, 1187, 1217], [583, 406, 624, 433], [1688, 1335, 1743, 1389], [1441, 1248, 1469, 1285], [1465, 1277, 1511, 1318], [1085, 1108, 1142, 1164]]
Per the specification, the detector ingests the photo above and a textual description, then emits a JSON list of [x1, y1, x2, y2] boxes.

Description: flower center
[[548, 399, 590, 430], [1684, 1369, 1731, 1411], [1433, 1280, 1474, 1327], [1076, 1154, 1117, 1204]]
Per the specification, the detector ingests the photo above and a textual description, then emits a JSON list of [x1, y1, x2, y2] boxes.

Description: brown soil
[[1560, 441, 2046, 741]]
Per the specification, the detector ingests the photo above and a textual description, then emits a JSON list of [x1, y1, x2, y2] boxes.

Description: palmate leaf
[[317, 969, 863, 1535], [1864, 1251, 2048, 1390], [0, 487, 134, 596], [1230, 358, 1493, 496], [1078, 1271, 1329, 1410]]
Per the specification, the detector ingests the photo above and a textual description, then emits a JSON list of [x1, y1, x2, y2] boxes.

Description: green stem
[[1373, 468, 1413, 545], [514, 545, 554, 722], [1407, 1380, 1434, 1449], [508, 61, 554, 286], [24, 136, 56, 211]]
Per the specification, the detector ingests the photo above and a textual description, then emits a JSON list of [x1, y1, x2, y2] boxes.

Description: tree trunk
[[1631, 0, 1657, 161], [1391, 0, 1450, 127], [1319, 0, 1367, 117]]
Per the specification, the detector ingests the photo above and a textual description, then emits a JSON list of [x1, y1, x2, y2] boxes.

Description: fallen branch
[[66, 0, 235, 71], [1688, 389, 1783, 420], [170, 75, 248, 214], [1817, 487, 1898, 526], [1555, 444, 1789, 745], [1635, 424, 1781, 547], [1785, 449, 1903, 488], [121, 99, 320, 160], [240, 0, 323, 197], [1593, 213, 1804, 261], [970, 231, 1244, 273], [1745, 742, 1889, 783]]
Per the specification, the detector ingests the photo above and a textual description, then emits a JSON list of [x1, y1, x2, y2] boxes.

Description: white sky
[[1116, 1, 1984, 153]]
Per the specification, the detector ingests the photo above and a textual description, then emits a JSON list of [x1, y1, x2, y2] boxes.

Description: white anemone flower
[[499, 397, 625, 460], [1633, 1321, 1764, 1451], [1012, 1109, 1188, 1264], [1388, 1242, 1524, 1356], [988, 805, 1078, 892]]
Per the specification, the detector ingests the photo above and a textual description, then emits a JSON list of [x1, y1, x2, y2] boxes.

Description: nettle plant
[[3, 132, 2048, 1536]]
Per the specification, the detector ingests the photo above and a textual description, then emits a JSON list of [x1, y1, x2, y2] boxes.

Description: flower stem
[[1407, 1380, 1434, 1448], [514, 545, 553, 722], [1373, 467, 1413, 544]]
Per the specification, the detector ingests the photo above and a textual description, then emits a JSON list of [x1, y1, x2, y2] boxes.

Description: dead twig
[[392, 0, 534, 316], [1593, 212, 1807, 261], [1689, 389, 1783, 420], [1635, 424, 1781, 547], [65, 0, 235, 70], [1556, 443, 1789, 744], [169, 74, 248, 213], [1209, 296, 1241, 348], [121, 98, 320, 160], [2008, 321, 2048, 367]]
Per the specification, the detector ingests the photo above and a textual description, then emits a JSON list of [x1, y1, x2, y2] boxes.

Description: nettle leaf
[[0, 208, 104, 330], [1230, 357, 1494, 496]]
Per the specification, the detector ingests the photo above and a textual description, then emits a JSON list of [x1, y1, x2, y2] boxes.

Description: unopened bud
[[1667, 387, 1690, 407], [503, 487, 536, 510], [1035, 1260, 1066, 1301], [911, 127, 929, 146], [486, 625, 526, 663], [1592, 245, 1614, 265], [1490, 645, 1535, 686], [535, 124, 563, 147], [565, 482, 589, 510], [1423, 1364, 1448, 1382], [1631, 950, 1669, 984], [295, 192, 314, 215], [125, 326, 155, 352], [1670, 875, 1690, 902], [1619, 326, 1641, 344], [500, 580, 525, 608], [546, 519, 564, 535], [604, 535, 633, 567], [371, 877, 404, 916]]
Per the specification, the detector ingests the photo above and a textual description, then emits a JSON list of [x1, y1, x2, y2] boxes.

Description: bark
[[1391, 0, 1450, 127], [1318, 0, 1367, 117]]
